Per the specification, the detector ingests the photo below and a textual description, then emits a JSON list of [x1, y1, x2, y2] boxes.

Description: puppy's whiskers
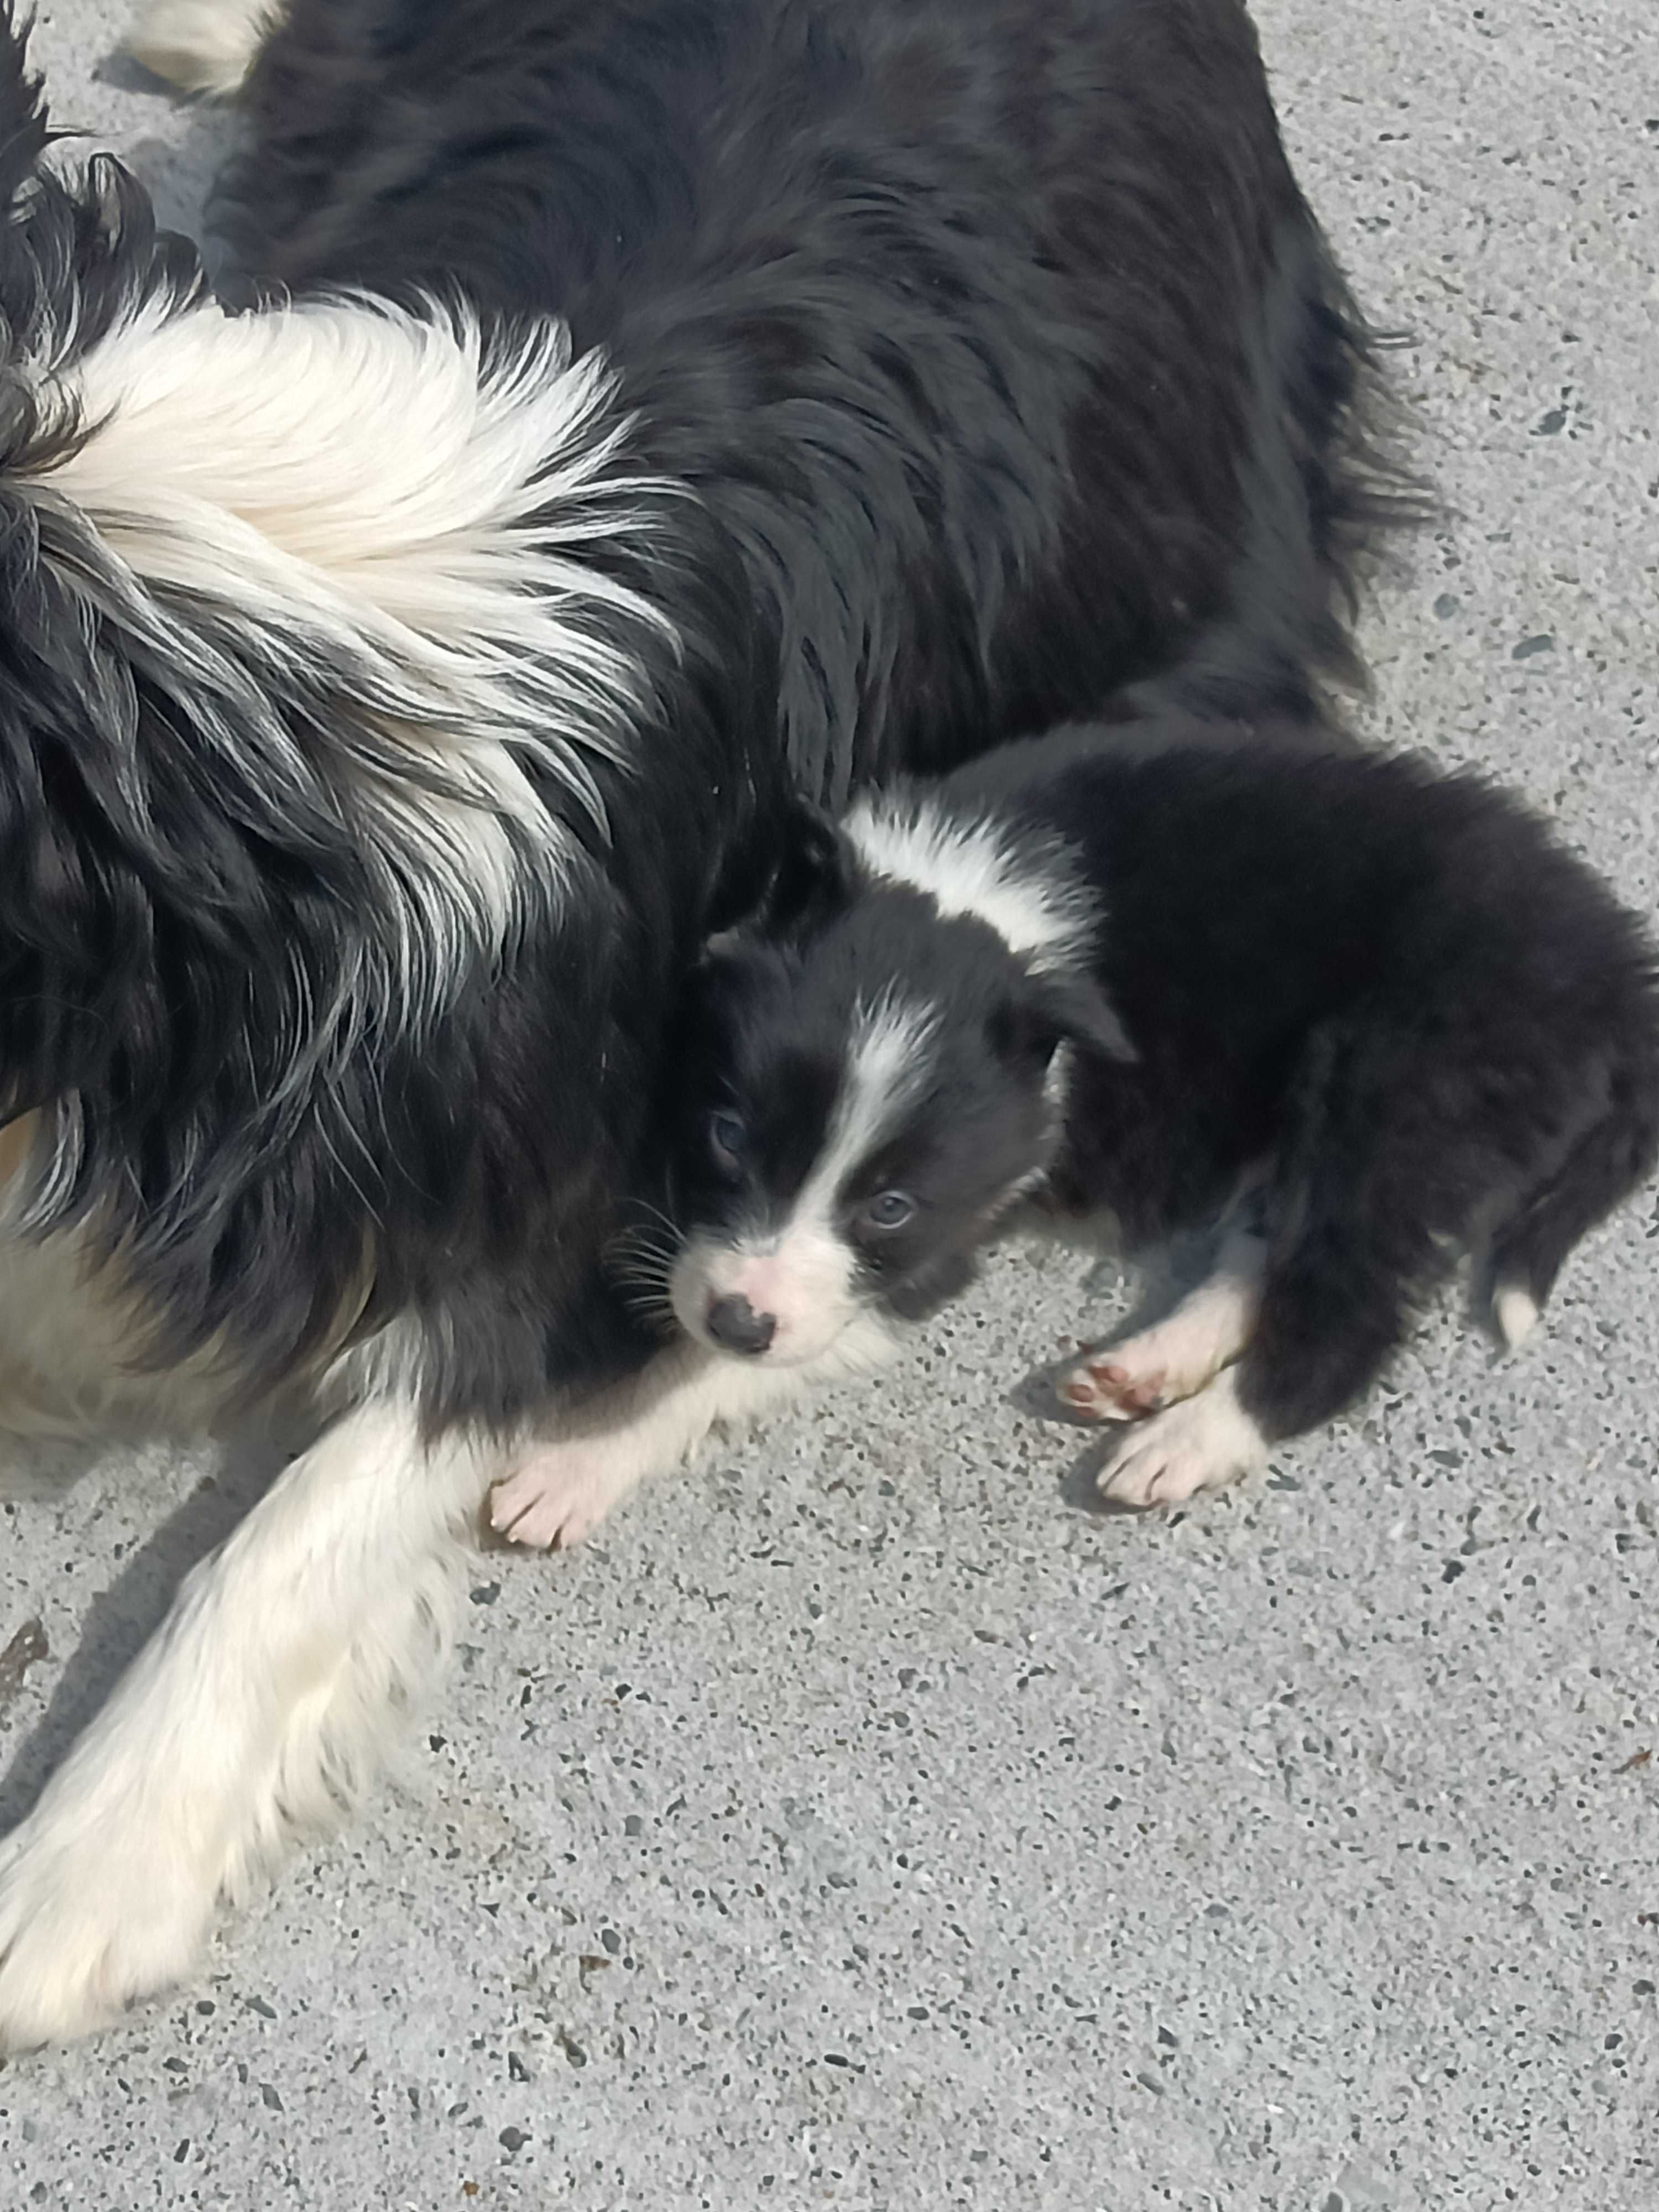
[[604, 1215, 682, 1326]]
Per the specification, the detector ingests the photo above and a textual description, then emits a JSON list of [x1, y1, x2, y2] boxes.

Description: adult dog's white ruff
[[34, 285, 671, 1020]]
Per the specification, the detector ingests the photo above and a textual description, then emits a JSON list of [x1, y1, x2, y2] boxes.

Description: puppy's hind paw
[[1491, 1282, 1540, 1351]]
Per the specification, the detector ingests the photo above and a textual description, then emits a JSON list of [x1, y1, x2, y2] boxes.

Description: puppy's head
[[660, 795, 1133, 1368]]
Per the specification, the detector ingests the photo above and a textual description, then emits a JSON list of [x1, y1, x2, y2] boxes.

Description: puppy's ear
[[701, 794, 853, 952], [1004, 969, 1138, 1066], [759, 794, 854, 937]]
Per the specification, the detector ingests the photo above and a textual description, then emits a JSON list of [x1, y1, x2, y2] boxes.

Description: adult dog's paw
[[0, 1808, 217, 2051]]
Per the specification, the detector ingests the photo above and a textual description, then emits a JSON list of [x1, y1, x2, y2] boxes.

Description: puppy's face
[[662, 882, 1127, 1369]]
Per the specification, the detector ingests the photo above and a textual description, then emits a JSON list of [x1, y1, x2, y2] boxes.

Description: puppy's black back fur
[[941, 722, 1659, 1438]]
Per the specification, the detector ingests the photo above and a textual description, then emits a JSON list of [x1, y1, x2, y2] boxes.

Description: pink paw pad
[[1059, 1358, 1167, 1421]]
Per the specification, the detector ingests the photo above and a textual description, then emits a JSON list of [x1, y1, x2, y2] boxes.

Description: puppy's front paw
[[1061, 1252, 1264, 1423], [1094, 1374, 1267, 1510], [1060, 1353, 1171, 1421], [490, 1442, 636, 1550]]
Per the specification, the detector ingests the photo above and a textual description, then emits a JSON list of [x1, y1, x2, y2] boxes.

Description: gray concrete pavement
[[1, 2, 1656, 2205]]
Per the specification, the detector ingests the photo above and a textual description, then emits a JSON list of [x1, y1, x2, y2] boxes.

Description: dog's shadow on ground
[[1004, 1234, 1220, 1516], [0, 1420, 307, 1835]]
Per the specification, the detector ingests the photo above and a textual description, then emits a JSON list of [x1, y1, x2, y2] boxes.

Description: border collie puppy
[[493, 717, 1659, 1543], [0, 0, 1412, 2044]]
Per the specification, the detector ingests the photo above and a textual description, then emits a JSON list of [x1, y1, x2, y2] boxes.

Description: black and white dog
[[0, 0, 1411, 2044], [493, 717, 1659, 1541]]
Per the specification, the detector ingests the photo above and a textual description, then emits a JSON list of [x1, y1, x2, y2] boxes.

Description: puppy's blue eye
[[863, 1190, 915, 1230], [709, 1111, 748, 1170]]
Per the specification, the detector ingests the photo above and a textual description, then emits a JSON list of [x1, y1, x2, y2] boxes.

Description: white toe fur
[[491, 1332, 896, 1553], [1095, 1369, 1269, 1509], [491, 1437, 645, 1550]]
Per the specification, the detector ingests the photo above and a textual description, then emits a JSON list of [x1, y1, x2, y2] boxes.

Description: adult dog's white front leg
[[0, 1393, 498, 2051]]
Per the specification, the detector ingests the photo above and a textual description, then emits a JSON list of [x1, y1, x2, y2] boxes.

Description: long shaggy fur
[[0, 0, 1418, 2043]]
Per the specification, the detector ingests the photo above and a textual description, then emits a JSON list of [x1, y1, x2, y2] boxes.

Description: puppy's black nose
[[706, 1292, 776, 1356]]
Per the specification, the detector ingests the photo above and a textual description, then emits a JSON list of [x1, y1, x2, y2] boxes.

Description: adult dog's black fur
[[0, 0, 1412, 2045], [487, 717, 1656, 1542]]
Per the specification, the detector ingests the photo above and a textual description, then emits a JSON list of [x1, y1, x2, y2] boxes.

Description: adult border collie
[[0, 0, 1412, 2044]]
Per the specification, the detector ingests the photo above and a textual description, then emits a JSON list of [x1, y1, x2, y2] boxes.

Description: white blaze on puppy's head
[[670, 996, 936, 1367]]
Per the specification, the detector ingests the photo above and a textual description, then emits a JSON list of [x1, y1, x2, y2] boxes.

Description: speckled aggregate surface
[[1, 3, 1656, 2206]]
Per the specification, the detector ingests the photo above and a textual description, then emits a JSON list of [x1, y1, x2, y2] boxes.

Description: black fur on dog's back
[[223, 0, 1421, 786]]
